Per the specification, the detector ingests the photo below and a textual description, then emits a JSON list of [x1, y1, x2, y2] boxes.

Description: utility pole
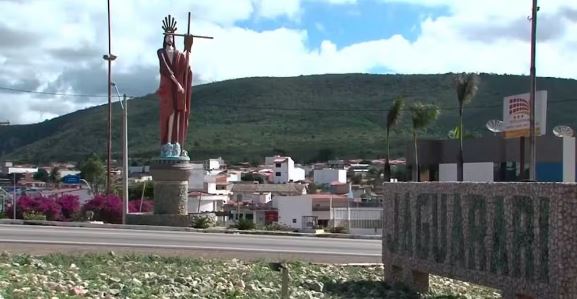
[[12, 174, 16, 220], [103, 0, 117, 194], [528, 0, 539, 181], [122, 94, 128, 224]]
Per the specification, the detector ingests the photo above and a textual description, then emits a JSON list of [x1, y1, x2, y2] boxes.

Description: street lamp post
[[103, 0, 117, 195]]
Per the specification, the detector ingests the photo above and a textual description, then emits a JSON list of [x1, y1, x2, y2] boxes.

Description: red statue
[[156, 15, 193, 158]]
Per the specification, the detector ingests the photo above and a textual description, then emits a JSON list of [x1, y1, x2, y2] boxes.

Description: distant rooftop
[[231, 183, 305, 195]]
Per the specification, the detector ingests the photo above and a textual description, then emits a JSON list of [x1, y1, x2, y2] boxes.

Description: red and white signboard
[[502, 90, 547, 138]]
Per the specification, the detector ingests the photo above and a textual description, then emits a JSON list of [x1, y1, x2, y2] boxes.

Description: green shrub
[[23, 211, 47, 221], [236, 218, 255, 230], [191, 215, 215, 229]]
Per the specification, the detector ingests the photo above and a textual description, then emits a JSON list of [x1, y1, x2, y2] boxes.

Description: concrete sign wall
[[382, 182, 577, 299]]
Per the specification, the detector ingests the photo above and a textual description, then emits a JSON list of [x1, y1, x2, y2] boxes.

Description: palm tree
[[454, 73, 480, 181], [384, 97, 404, 181], [409, 102, 440, 182]]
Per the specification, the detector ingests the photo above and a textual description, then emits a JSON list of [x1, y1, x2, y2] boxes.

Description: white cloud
[[252, 0, 302, 20], [0, 0, 576, 125]]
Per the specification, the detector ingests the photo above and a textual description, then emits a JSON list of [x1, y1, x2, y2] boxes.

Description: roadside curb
[[0, 219, 381, 240]]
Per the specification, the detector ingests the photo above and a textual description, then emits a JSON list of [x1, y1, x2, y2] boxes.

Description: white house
[[187, 159, 234, 214], [274, 195, 313, 230], [204, 175, 230, 196], [313, 168, 347, 185], [230, 183, 306, 204], [188, 191, 227, 213], [271, 156, 305, 184], [273, 194, 348, 230], [227, 170, 242, 182], [205, 157, 226, 175]]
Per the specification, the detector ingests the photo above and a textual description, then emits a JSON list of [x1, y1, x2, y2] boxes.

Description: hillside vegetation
[[1, 73, 577, 164]]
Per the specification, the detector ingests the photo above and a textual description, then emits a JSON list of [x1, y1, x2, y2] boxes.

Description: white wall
[[439, 162, 494, 182], [205, 182, 217, 194], [274, 195, 312, 230], [8, 167, 38, 174], [255, 193, 272, 204], [273, 158, 292, 183], [563, 137, 575, 182], [207, 159, 220, 171], [314, 169, 347, 185], [291, 167, 305, 182], [188, 198, 217, 213], [227, 171, 242, 182], [332, 207, 382, 235], [188, 164, 206, 190], [188, 195, 226, 213]]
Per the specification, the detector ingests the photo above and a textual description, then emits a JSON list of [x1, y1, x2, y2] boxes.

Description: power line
[[0, 86, 109, 98], [1, 85, 577, 112]]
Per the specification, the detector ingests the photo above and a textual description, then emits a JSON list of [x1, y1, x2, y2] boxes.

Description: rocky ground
[[0, 252, 500, 299]]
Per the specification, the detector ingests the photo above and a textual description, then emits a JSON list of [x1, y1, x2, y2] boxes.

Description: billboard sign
[[62, 175, 81, 184], [502, 90, 547, 138]]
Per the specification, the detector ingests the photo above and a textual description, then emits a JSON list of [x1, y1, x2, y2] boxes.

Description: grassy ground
[[0, 252, 500, 299]]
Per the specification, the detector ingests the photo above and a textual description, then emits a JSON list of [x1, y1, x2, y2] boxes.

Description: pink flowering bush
[[82, 194, 122, 224], [55, 194, 81, 221], [128, 199, 154, 213], [12, 195, 62, 221], [3, 193, 155, 223]]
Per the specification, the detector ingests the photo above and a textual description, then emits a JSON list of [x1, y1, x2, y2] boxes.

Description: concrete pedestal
[[127, 159, 193, 227], [150, 159, 193, 215]]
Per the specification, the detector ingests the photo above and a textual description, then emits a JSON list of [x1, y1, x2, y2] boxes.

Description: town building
[[272, 194, 348, 231], [268, 156, 305, 184], [406, 135, 576, 182], [313, 168, 347, 185]]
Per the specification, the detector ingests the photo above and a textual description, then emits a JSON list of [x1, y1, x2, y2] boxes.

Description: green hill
[[1, 73, 577, 164]]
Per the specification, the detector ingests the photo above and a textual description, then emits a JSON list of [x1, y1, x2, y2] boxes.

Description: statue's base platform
[[126, 214, 191, 227], [150, 158, 193, 215]]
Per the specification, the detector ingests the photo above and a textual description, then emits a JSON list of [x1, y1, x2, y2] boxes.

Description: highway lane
[[0, 225, 382, 263]]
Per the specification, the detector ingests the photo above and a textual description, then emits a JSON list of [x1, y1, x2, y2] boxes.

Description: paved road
[[0, 225, 382, 263]]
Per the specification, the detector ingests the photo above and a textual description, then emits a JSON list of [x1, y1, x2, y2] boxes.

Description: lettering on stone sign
[[538, 197, 549, 283], [402, 193, 413, 255], [450, 194, 465, 268], [512, 196, 534, 280], [387, 193, 400, 253], [490, 196, 509, 276], [467, 194, 487, 271], [386, 191, 550, 282], [432, 194, 448, 263], [416, 193, 432, 260]]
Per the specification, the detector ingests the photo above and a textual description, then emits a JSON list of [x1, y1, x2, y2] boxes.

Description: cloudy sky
[[1, 0, 576, 124]]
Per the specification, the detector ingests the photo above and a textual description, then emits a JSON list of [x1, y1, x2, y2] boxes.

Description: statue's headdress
[[162, 15, 178, 33]]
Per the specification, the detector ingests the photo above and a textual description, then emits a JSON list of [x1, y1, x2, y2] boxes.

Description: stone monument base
[[148, 158, 193, 226], [126, 214, 191, 227]]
